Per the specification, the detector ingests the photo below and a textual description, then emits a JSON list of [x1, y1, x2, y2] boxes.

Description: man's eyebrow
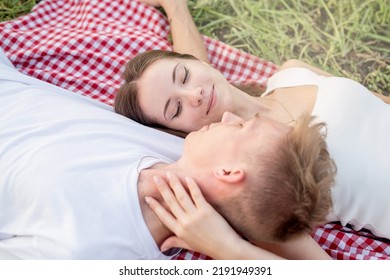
[[172, 63, 179, 83], [163, 98, 171, 121]]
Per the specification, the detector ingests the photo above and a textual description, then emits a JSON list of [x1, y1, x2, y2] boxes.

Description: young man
[[0, 48, 181, 259], [0, 48, 334, 259]]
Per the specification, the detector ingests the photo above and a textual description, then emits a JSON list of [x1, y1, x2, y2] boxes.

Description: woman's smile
[[206, 84, 215, 115]]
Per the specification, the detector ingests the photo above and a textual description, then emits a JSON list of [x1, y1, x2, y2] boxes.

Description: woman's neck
[[229, 85, 298, 125], [229, 86, 269, 119]]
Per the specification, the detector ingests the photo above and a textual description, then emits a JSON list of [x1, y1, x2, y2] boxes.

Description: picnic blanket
[[1, 0, 389, 260]]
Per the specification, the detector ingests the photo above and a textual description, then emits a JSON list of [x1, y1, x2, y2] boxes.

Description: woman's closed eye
[[172, 101, 182, 119], [182, 67, 189, 84]]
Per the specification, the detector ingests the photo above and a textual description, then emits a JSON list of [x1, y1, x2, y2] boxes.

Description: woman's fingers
[[151, 173, 206, 217], [152, 175, 186, 219], [166, 172, 196, 213], [160, 236, 192, 253], [185, 176, 209, 208], [147, 173, 243, 257], [144, 196, 179, 234]]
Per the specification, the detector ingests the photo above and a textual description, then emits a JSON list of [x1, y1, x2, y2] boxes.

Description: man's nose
[[221, 111, 244, 124], [184, 87, 203, 107]]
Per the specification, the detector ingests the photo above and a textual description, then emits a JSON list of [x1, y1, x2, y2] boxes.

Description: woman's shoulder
[[274, 59, 326, 80], [279, 59, 307, 71], [279, 59, 332, 77], [273, 66, 319, 79], [261, 62, 321, 96]]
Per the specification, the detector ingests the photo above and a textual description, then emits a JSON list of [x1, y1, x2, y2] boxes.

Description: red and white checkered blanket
[[1, 0, 389, 260]]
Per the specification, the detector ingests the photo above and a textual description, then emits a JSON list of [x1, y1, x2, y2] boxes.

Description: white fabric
[[263, 67, 390, 239], [0, 48, 184, 259]]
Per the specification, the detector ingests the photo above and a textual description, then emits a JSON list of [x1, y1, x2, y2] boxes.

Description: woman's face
[[137, 58, 234, 132]]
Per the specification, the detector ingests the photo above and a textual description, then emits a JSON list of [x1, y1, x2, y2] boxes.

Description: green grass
[[188, 0, 389, 96], [0, 0, 37, 21], [1, 0, 389, 95]]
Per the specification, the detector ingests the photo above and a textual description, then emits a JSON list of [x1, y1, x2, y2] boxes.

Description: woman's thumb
[[161, 236, 192, 252]]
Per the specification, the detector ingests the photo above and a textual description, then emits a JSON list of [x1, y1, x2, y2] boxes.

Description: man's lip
[[206, 85, 215, 115]]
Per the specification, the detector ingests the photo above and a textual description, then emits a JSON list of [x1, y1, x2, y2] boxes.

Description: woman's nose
[[185, 87, 203, 107], [221, 111, 244, 124]]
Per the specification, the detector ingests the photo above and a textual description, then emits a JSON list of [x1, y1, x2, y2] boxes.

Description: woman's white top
[[262, 67, 390, 239]]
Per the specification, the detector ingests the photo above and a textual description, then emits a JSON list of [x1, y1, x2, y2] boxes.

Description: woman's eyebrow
[[172, 63, 179, 83]]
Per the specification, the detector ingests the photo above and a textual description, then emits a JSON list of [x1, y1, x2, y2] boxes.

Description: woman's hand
[[139, 0, 210, 62], [145, 172, 242, 258], [138, 0, 164, 7], [139, 0, 186, 10]]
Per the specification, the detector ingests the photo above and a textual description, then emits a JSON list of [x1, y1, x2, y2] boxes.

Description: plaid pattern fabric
[[1, 0, 388, 260], [313, 223, 390, 260], [0, 0, 275, 106]]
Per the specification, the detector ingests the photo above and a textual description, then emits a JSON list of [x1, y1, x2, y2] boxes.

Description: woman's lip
[[206, 85, 215, 115]]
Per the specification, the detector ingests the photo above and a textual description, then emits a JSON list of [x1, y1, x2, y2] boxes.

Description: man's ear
[[212, 167, 245, 184]]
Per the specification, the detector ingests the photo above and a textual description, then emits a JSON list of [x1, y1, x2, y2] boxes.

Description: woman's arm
[[145, 172, 329, 260], [373, 93, 390, 104], [255, 234, 331, 260], [140, 0, 210, 63]]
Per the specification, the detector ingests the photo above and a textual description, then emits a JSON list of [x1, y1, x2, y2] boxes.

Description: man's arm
[[141, 0, 210, 63]]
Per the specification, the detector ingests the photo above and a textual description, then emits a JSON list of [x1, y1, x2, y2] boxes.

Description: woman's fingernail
[[160, 244, 168, 252], [144, 196, 151, 204], [166, 171, 172, 179], [153, 176, 161, 184]]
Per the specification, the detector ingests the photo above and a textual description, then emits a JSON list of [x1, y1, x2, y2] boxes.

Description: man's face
[[182, 112, 291, 172]]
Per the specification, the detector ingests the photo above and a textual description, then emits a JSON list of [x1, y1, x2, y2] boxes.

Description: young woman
[[115, 1, 389, 134], [115, 0, 390, 259]]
